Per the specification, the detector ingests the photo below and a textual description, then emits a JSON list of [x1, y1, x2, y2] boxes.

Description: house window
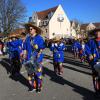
[[39, 22, 41, 26], [46, 29, 48, 33], [52, 33, 55, 36], [48, 12, 54, 19]]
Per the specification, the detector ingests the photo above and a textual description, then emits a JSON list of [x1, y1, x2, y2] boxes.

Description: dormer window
[[48, 12, 54, 19]]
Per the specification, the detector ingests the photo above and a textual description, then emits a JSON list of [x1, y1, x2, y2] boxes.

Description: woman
[[50, 37, 65, 75]]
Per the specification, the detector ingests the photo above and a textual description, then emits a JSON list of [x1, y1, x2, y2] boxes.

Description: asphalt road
[[0, 48, 99, 100]]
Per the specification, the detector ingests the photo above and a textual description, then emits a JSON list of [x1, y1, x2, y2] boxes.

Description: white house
[[81, 22, 100, 32], [86, 23, 96, 31], [30, 5, 71, 39]]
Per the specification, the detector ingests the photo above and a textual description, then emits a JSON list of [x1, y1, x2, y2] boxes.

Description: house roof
[[93, 22, 100, 28], [81, 24, 88, 30], [36, 6, 58, 20], [81, 22, 100, 30]]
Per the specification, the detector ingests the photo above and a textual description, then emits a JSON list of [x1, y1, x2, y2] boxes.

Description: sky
[[21, 0, 100, 23]]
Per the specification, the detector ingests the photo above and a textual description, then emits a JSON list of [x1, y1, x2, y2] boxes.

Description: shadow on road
[[9, 74, 31, 90], [43, 67, 99, 100], [0, 58, 31, 90], [49, 62, 91, 76], [0, 58, 12, 74], [44, 53, 90, 70], [63, 64, 91, 76], [64, 56, 90, 70]]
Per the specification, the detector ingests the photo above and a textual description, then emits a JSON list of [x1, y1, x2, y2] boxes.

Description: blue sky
[[21, 0, 100, 23]]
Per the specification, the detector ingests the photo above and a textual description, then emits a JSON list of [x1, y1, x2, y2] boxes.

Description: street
[[0, 48, 98, 100]]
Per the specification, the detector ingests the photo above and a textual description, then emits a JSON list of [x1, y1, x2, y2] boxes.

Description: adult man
[[24, 23, 45, 93]]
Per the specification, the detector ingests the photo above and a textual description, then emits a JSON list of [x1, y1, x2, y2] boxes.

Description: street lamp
[[57, 14, 64, 38]]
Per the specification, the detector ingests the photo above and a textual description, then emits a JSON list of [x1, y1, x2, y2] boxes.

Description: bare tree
[[0, 0, 26, 34]]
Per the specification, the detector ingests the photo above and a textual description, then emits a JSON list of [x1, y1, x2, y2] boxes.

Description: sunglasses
[[29, 28, 33, 31]]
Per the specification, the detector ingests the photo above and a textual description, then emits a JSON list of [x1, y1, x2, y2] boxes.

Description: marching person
[[7, 35, 22, 76], [79, 40, 86, 63], [82, 29, 100, 96], [19, 32, 27, 64], [24, 23, 45, 93], [72, 38, 81, 59], [50, 37, 65, 75], [88, 28, 100, 96]]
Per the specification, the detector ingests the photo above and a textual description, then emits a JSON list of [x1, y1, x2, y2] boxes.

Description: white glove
[[55, 43, 58, 47]]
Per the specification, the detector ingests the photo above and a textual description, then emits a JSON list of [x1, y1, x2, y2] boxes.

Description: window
[[52, 33, 55, 36], [45, 29, 48, 33]]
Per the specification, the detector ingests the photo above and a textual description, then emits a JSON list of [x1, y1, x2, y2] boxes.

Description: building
[[30, 5, 71, 39], [81, 22, 100, 32], [70, 21, 81, 38]]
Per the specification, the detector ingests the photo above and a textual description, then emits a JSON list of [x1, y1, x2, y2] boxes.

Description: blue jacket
[[23, 35, 32, 61], [50, 42, 65, 62], [88, 39, 99, 61], [96, 40, 100, 58], [72, 40, 81, 52], [24, 34, 45, 62], [31, 35, 45, 63], [7, 39, 21, 59]]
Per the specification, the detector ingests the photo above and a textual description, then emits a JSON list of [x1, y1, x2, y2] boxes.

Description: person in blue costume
[[94, 28, 100, 59], [81, 38, 93, 63], [87, 38, 99, 67], [72, 38, 81, 58], [24, 23, 45, 93], [19, 32, 27, 64], [79, 40, 85, 63], [82, 30, 100, 95], [7, 37, 13, 60], [50, 37, 65, 75], [7, 35, 22, 76]]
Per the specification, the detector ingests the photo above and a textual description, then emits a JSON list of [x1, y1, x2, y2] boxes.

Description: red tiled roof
[[81, 24, 88, 30], [93, 22, 100, 28], [36, 6, 58, 20], [81, 22, 100, 30]]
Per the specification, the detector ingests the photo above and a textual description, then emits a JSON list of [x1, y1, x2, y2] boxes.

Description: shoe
[[58, 72, 63, 76], [37, 88, 41, 93], [28, 88, 36, 92]]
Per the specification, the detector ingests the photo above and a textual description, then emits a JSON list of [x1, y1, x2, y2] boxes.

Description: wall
[[49, 5, 70, 39]]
